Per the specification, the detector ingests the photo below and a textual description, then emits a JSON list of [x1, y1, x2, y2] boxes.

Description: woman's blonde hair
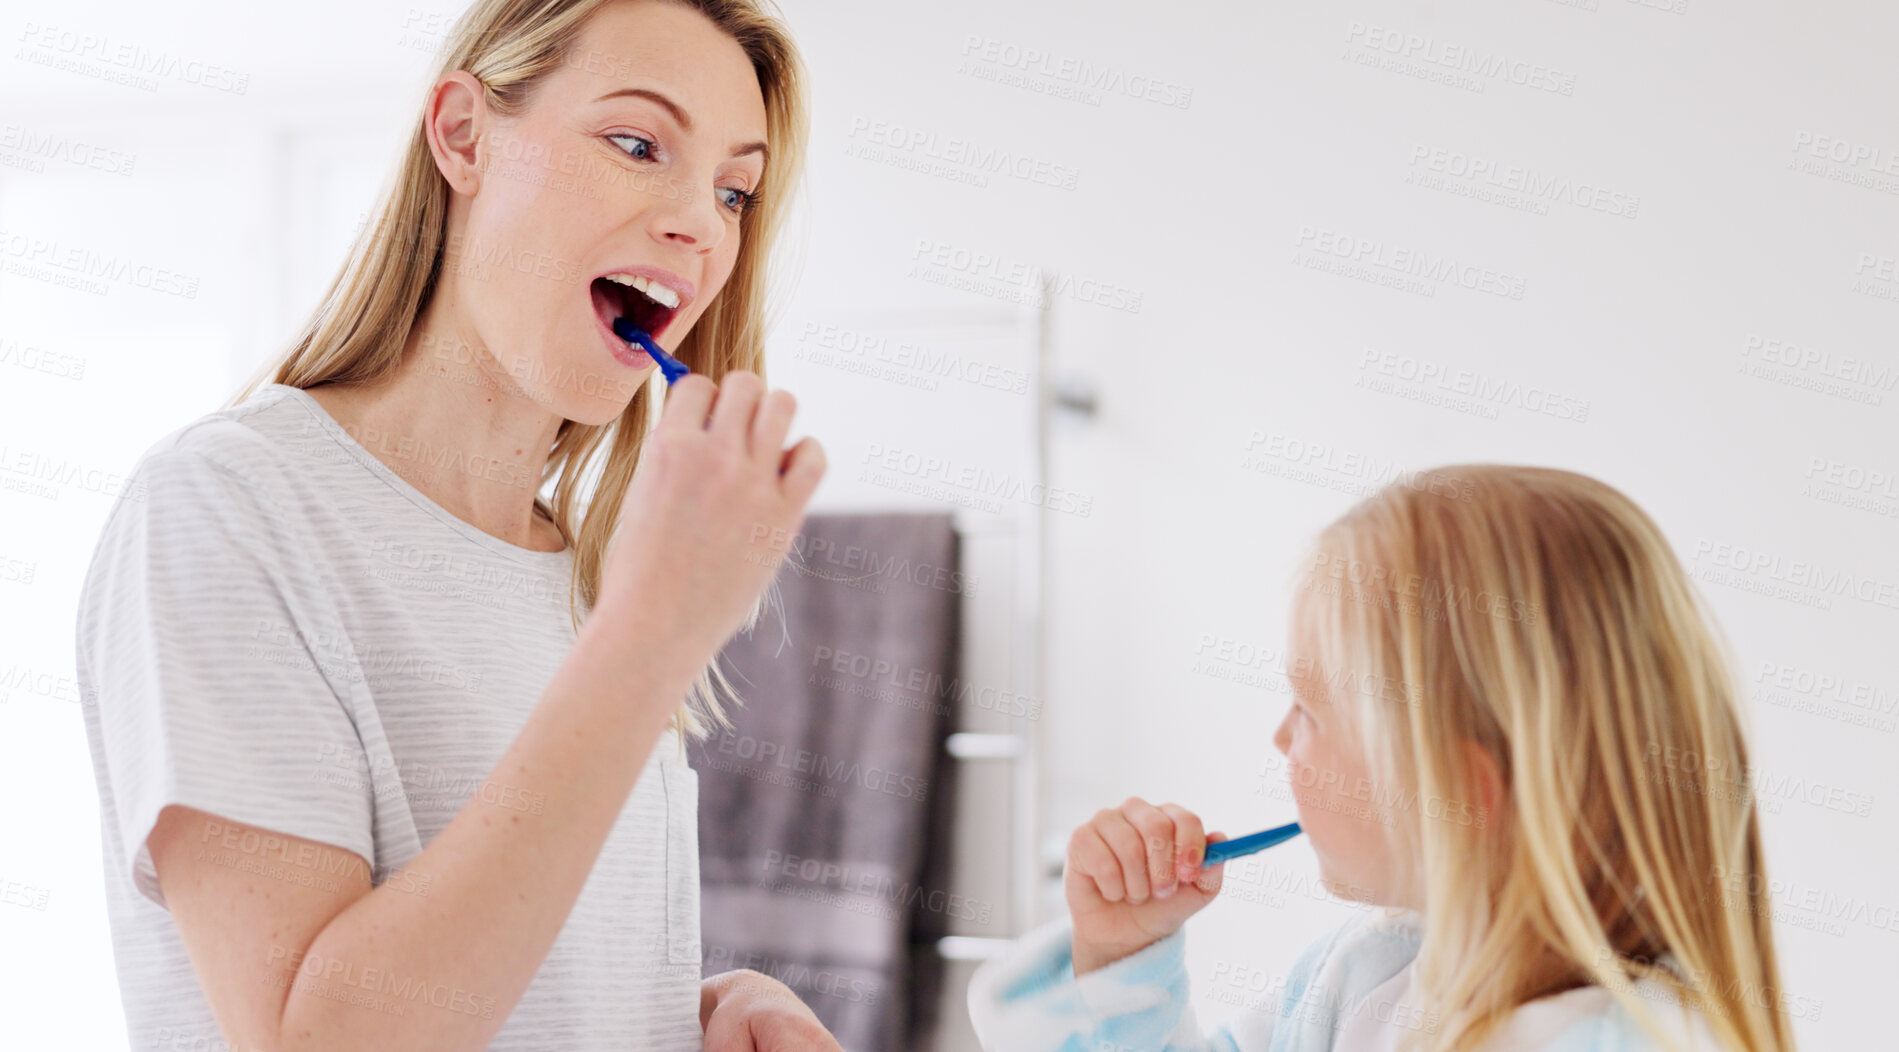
[[228, 0, 808, 738], [1289, 464, 1793, 1052]]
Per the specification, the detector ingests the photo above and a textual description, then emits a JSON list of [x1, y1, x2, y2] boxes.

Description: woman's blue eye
[[717, 186, 758, 214], [609, 134, 656, 161]]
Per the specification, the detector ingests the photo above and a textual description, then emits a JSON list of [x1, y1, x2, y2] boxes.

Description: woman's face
[[1272, 655, 1417, 909], [433, 0, 769, 424]]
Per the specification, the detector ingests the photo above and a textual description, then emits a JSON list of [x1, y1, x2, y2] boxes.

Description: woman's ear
[[425, 70, 487, 196]]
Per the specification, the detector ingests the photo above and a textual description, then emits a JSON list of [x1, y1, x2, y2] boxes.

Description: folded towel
[[696, 512, 963, 1051]]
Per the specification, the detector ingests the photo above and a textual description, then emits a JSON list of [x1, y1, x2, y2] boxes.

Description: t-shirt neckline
[[266, 383, 574, 570]]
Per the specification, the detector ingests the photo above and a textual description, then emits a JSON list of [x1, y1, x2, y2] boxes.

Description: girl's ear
[[1461, 739, 1505, 827]]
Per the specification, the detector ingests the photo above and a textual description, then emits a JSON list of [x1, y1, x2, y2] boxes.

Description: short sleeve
[[75, 448, 376, 909]]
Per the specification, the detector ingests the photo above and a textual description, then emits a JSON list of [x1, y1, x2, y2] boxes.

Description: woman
[[73, 1, 835, 1049]]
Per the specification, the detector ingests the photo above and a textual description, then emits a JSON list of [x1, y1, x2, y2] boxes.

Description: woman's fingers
[[752, 389, 796, 462], [779, 437, 826, 504], [708, 370, 765, 444], [657, 373, 716, 432]]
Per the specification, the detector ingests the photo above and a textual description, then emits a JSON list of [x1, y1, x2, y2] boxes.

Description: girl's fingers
[[1097, 810, 1154, 904], [1158, 803, 1206, 886], [1070, 826, 1127, 902], [1193, 831, 1229, 894], [1122, 798, 1178, 898]]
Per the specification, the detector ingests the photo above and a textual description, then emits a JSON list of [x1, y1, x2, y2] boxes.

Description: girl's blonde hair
[[227, 0, 808, 738], [1290, 464, 1792, 1052]]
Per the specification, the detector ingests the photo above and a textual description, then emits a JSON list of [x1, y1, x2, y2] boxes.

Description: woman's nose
[[646, 180, 724, 253]]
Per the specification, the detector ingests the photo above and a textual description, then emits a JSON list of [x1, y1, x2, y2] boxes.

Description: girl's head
[[1276, 465, 1790, 1052], [232, 0, 809, 735]]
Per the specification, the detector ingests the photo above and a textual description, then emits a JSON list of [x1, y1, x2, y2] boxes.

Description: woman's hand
[[1065, 797, 1228, 975], [700, 970, 845, 1052], [599, 371, 826, 668]]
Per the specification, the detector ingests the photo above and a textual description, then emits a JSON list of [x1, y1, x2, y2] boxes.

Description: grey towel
[[695, 512, 962, 1052]]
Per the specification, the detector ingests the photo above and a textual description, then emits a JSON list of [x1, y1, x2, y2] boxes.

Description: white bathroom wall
[[2, 0, 1894, 1048]]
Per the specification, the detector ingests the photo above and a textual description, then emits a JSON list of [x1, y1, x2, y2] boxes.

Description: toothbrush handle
[[1200, 821, 1303, 868]]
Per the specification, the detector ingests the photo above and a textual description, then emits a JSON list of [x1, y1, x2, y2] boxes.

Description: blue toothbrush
[[612, 316, 690, 386], [1200, 821, 1303, 868]]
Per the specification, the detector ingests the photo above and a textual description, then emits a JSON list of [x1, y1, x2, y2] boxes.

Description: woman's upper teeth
[[603, 273, 680, 309]]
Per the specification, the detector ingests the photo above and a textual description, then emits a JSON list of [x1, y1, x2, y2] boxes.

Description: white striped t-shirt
[[74, 382, 703, 1051]]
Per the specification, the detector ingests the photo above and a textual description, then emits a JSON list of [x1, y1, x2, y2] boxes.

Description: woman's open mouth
[[589, 271, 685, 346]]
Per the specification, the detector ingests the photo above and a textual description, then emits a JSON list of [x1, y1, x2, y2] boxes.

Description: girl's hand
[[598, 371, 826, 668], [701, 970, 845, 1052], [1065, 797, 1227, 975]]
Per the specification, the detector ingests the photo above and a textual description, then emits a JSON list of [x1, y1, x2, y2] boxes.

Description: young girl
[[968, 465, 1794, 1051]]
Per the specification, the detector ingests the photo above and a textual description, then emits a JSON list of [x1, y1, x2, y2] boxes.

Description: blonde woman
[[968, 466, 1794, 1052], [72, 1, 836, 1049]]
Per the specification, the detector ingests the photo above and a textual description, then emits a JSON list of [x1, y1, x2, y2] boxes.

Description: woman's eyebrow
[[592, 86, 769, 162]]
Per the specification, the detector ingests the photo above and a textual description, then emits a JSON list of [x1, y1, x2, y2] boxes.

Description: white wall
[[2, 0, 1894, 1048]]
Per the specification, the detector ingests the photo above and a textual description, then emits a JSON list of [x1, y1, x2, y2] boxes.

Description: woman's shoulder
[[126, 384, 317, 497]]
